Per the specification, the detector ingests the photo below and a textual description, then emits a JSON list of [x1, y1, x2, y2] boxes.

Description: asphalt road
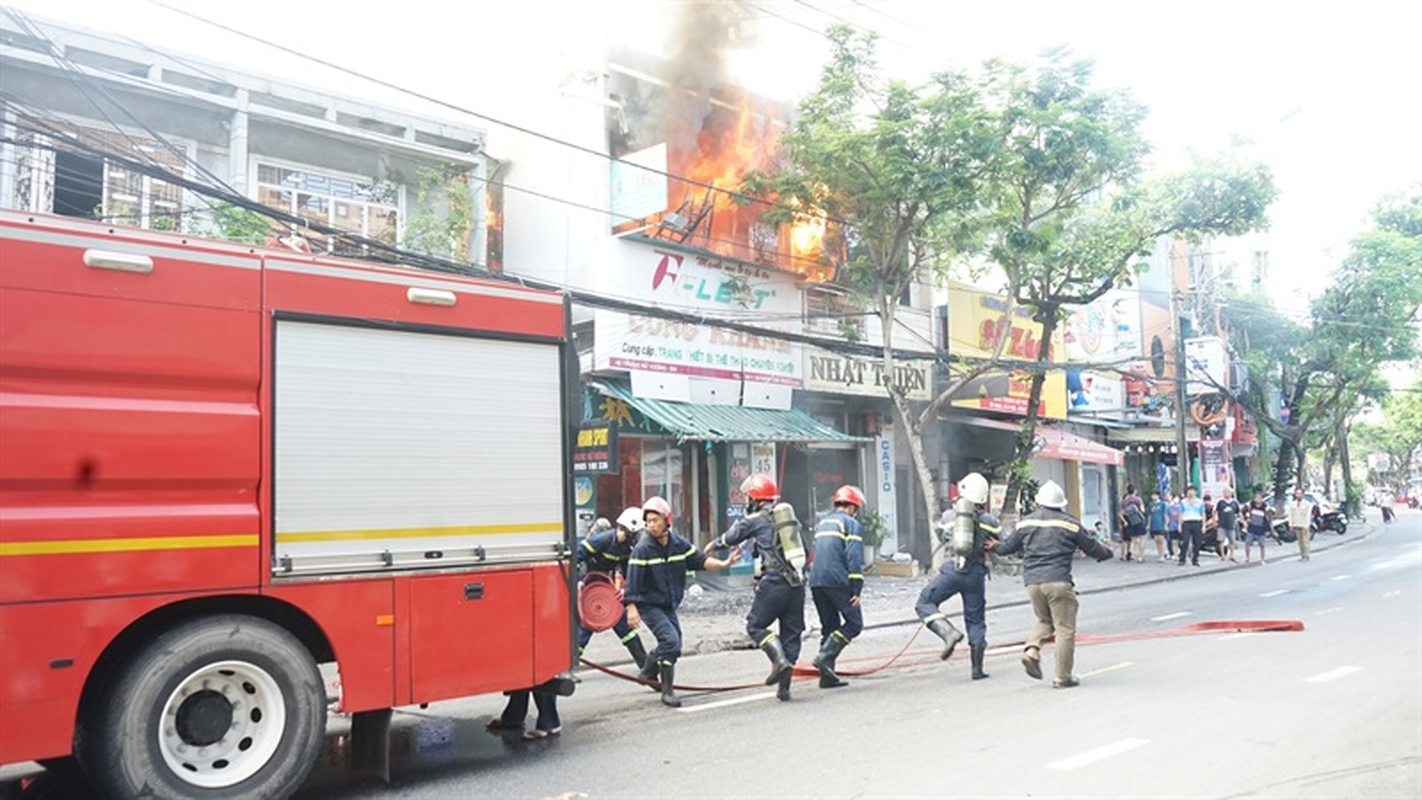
[[6, 507, 1418, 799], [290, 507, 1418, 800]]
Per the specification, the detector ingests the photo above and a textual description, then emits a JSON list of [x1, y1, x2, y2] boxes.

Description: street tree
[[742, 24, 1005, 544], [1222, 185, 1422, 508], [978, 52, 1276, 515], [1352, 378, 1422, 492]]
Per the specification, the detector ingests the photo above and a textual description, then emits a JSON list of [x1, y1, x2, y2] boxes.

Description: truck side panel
[[0, 220, 263, 603]]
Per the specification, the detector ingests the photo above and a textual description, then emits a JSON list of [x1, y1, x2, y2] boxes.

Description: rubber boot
[[637, 656, 660, 692], [926, 618, 965, 661], [813, 634, 849, 688], [659, 663, 681, 708], [625, 637, 649, 670], [760, 637, 793, 686], [776, 669, 792, 701], [971, 644, 989, 680]]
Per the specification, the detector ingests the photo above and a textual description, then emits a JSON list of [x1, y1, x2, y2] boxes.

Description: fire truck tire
[[78, 614, 325, 800]]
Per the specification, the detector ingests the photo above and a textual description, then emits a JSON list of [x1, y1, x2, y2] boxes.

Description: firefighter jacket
[[937, 509, 1002, 574], [714, 509, 795, 582], [623, 532, 709, 610], [577, 529, 632, 576], [992, 506, 1112, 585], [808, 510, 865, 596]]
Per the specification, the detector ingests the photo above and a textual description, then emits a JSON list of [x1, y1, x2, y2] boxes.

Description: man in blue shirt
[[1177, 486, 1207, 567], [1148, 489, 1169, 562]]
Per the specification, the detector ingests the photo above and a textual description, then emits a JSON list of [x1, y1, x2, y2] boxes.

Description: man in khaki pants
[[989, 481, 1114, 688], [1286, 488, 1314, 561]]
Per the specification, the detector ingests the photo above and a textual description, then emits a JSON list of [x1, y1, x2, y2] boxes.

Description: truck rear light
[[83, 249, 154, 273], [406, 287, 457, 306]]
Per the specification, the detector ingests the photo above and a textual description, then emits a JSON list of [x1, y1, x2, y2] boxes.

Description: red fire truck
[[0, 210, 576, 798]]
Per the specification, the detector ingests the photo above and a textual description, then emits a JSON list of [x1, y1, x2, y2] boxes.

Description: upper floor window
[[255, 163, 397, 254], [10, 123, 186, 231]]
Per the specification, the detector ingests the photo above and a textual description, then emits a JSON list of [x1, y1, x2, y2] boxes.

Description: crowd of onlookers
[[1104, 484, 1302, 567]]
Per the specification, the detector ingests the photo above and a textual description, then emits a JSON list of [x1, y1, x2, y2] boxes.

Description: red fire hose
[[578, 572, 624, 632]]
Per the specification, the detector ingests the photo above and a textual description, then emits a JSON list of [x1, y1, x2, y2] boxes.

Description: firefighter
[[988, 480, 1114, 688], [576, 507, 650, 669], [915, 472, 1001, 680], [705, 473, 806, 701], [624, 496, 734, 708], [808, 485, 867, 689]]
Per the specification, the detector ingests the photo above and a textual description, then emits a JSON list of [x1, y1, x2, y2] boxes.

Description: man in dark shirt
[[990, 480, 1113, 688], [624, 496, 734, 707], [1214, 487, 1242, 563]]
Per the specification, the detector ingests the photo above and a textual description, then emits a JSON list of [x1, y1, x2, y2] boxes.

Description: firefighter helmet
[[740, 473, 779, 502], [957, 473, 990, 506], [616, 507, 645, 533], [642, 496, 673, 522], [832, 484, 867, 509], [1035, 480, 1068, 510]]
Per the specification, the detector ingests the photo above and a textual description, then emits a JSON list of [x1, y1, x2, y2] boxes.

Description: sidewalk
[[578, 519, 1377, 669]]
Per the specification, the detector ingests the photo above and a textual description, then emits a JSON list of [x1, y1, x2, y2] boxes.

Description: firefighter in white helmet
[[988, 480, 1113, 688], [915, 472, 1001, 680], [575, 507, 650, 669]]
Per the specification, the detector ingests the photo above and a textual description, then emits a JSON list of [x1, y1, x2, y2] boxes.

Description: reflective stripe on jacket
[[808, 510, 864, 594]]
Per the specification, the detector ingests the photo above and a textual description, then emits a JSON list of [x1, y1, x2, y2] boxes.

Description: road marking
[[1048, 738, 1149, 771], [1383, 590, 1402, 598], [1080, 661, 1134, 678], [1150, 612, 1192, 621], [1259, 589, 1290, 597], [1315, 607, 1344, 616], [1330, 574, 1351, 581], [1306, 666, 1361, 683], [677, 692, 775, 713]]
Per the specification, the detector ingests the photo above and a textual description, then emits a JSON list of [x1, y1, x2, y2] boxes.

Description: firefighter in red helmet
[[808, 485, 868, 689], [704, 473, 806, 701], [624, 496, 733, 707]]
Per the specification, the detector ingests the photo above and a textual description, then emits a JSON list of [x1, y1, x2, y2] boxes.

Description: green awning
[[589, 380, 869, 443]]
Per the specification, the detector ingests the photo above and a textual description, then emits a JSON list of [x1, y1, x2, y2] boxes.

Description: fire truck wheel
[[80, 614, 325, 799]]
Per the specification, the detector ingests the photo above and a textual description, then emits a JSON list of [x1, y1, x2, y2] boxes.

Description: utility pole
[[1171, 270, 1191, 496]]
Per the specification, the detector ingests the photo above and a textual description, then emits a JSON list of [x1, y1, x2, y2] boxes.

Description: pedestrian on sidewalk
[[1148, 489, 1169, 562], [808, 485, 868, 689], [1286, 488, 1313, 561], [1214, 488, 1241, 563], [705, 473, 805, 702], [1243, 491, 1270, 564], [1178, 486, 1206, 567], [576, 508, 650, 669], [1166, 492, 1183, 559], [625, 496, 735, 708], [1119, 484, 1147, 563], [988, 480, 1113, 689], [916, 473, 1002, 681]]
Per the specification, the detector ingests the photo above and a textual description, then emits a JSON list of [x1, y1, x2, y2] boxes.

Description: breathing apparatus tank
[[950, 495, 977, 572], [772, 501, 805, 574]]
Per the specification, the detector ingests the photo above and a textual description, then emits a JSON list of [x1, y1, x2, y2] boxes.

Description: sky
[[7, 0, 1421, 307]]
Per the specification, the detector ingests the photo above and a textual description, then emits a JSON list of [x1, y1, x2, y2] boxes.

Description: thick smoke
[[658, 0, 753, 152]]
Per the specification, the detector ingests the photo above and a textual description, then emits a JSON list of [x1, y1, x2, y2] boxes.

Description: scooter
[[1316, 509, 1348, 535]]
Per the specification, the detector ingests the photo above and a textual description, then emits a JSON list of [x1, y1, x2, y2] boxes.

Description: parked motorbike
[[1316, 509, 1348, 535]]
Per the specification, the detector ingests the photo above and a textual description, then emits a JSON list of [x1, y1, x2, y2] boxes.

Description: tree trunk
[[877, 292, 940, 567], [1339, 423, 1356, 516], [1001, 305, 1059, 524]]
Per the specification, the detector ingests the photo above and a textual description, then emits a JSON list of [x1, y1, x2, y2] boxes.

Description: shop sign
[[944, 282, 1067, 419], [572, 422, 618, 475], [804, 348, 932, 401]]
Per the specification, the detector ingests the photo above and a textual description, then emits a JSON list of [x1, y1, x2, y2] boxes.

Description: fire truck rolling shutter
[[273, 320, 564, 575]]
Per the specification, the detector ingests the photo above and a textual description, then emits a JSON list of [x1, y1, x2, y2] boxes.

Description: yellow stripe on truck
[[276, 521, 562, 543], [1, 533, 258, 556]]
